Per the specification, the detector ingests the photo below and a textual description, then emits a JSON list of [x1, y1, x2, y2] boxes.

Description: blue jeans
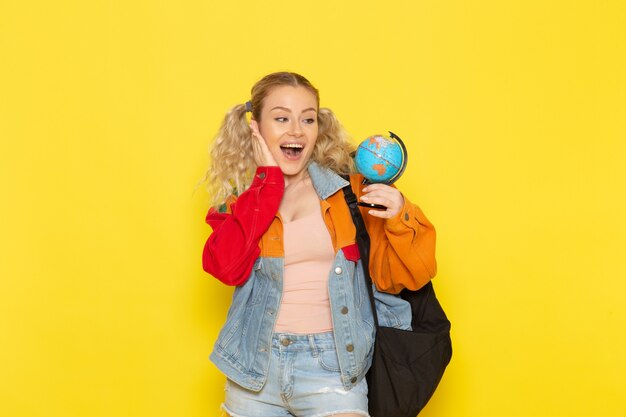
[[223, 332, 369, 417]]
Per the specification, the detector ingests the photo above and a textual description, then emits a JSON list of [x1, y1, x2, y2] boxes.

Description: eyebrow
[[270, 106, 317, 113]]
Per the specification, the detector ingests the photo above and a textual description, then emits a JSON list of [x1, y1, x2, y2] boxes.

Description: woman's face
[[256, 85, 319, 181]]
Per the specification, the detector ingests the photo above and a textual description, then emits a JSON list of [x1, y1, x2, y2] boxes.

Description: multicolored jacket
[[202, 162, 436, 391]]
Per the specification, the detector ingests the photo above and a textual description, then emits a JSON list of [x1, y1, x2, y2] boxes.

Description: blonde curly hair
[[203, 72, 355, 208]]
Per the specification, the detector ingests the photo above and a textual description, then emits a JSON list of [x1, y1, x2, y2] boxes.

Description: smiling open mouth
[[280, 143, 304, 158]]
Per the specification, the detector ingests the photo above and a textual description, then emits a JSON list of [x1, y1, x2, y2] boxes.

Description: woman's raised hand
[[250, 120, 278, 167], [360, 184, 405, 219]]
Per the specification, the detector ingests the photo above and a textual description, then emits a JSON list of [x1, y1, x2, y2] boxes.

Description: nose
[[289, 120, 303, 137]]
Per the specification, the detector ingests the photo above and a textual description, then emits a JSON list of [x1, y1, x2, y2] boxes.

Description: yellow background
[[1, 1, 625, 416]]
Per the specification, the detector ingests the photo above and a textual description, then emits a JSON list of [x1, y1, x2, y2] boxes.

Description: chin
[[278, 162, 307, 177]]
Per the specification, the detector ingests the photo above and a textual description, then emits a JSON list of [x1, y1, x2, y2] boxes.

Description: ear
[[250, 119, 260, 135]]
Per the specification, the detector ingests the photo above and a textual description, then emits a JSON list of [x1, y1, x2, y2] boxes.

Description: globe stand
[[356, 201, 388, 210]]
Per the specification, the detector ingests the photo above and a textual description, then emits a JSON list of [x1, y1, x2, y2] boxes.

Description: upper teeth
[[282, 144, 303, 148]]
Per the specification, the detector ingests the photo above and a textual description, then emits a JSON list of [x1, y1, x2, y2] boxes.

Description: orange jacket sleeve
[[350, 175, 437, 294]]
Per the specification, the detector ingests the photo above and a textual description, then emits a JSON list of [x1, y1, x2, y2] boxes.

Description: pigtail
[[203, 104, 257, 208]]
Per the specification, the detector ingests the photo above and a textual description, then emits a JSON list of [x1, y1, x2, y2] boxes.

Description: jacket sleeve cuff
[[385, 195, 420, 233], [251, 166, 283, 186]]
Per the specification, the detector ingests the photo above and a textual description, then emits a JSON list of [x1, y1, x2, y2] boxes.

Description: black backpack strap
[[342, 182, 380, 328]]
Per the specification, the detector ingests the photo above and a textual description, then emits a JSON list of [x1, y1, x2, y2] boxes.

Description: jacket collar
[[307, 161, 350, 200]]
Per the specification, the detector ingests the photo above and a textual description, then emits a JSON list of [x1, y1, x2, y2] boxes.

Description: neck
[[284, 171, 310, 189]]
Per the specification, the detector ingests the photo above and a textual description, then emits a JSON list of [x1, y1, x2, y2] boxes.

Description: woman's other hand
[[360, 184, 405, 219], [250, 119, 278, 167]]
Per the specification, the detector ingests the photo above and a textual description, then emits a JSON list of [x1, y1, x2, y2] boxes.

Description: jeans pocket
[[317, 348, 341, 372]]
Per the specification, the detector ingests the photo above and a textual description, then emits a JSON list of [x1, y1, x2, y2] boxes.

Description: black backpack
[[342, 184, 452, 417]]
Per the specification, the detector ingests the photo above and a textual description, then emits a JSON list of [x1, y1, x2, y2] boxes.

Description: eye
[[274, 117, 288, 123], [303, 118, 316, 125]]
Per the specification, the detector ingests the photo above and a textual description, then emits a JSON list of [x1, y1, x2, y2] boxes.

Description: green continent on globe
[[368, 136, 383, 149], [372, 164, 387, 176]]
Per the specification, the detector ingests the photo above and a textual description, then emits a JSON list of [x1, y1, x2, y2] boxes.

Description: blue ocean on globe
[[354, 134, 406, 184]]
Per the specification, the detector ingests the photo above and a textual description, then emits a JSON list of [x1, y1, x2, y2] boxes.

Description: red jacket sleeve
[[202, 167, 284, 286]]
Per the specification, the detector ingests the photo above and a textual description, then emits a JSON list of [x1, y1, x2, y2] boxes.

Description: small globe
[[354, 132, 407, 184]]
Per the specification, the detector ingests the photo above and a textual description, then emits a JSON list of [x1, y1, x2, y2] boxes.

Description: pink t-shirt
[[274, 210, 335, 334]]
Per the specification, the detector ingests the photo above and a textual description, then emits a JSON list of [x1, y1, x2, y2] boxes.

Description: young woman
[[202, 72, 436, 417]]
